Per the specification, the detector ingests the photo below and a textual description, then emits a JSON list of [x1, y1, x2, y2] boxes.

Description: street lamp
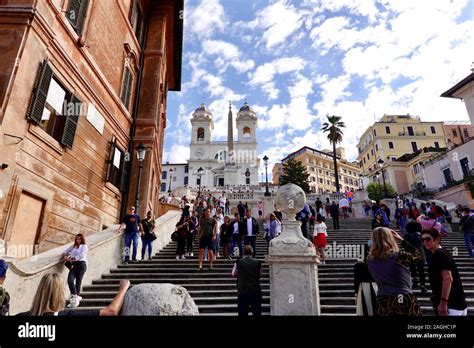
[[168, 168, 173, 194], [197, 167, 204, 198], [263, 155, 270, 197], [378, 159, 388, 198], [134, 142, 147, 212]]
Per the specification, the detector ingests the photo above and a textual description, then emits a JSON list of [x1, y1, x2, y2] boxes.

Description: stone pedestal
[[263, 196, 274, 217], [351, 190, 369, 218], [266, 184, 321, 315]]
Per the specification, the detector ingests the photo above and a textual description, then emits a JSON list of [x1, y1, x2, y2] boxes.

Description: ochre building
[[0, 0, 183, 256]]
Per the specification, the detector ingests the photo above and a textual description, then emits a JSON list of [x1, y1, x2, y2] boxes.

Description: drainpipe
[[120, 13, 150, 218]]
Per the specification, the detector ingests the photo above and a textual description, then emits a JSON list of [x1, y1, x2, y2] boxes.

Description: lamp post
[[378, 159, 388, 198], [168, 168, 173, 194], [263, 155, 270, 197], [134, 142, 147, 213], [197, 167, 204, 198]]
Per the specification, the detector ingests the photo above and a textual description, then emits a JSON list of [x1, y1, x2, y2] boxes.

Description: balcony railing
[[398, 131, 426, 136]]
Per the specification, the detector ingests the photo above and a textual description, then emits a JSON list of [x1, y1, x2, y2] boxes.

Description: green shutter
[[120, 154, 131, 192], [67, 0, 81, 29], [106, 139, 116, 182], [60, 95, 81, 149], [76, 0, 89, 36], [26, 61, 53, 124], [120, 68, 133, 110], [125, 70, 132, 109], [67, 0, 89, 35]]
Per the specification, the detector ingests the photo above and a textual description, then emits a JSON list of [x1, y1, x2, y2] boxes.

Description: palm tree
[[322, 115, 346, 193]]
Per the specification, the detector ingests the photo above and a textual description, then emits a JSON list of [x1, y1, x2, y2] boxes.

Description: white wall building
[[422, 139, 474, 207], [160, 163, 189, 193], [187, 102, 260, 189], [441, 68, 474, 126]]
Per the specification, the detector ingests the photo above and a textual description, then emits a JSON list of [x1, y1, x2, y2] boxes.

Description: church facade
[[187, 102, 260, 189]]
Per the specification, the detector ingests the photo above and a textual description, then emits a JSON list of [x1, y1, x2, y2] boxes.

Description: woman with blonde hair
[[19, 273, 130, 316], [367, 227, 422, 316]]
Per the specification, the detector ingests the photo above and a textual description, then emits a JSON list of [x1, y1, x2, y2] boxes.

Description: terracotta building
[[0, 0, 183, 257], [443, 121, 474, 147]]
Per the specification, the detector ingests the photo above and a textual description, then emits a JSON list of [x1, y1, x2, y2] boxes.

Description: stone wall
[[3, 210, 181, 314]]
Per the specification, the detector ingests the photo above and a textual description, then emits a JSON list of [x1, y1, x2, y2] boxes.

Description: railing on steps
[[2, 210, 182, 314], [157, 203, 181, 217]]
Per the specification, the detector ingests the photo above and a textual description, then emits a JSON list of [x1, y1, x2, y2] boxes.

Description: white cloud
[[163, 144, 190, 163], [306, 0, 382, 23], [249, 57, 306, 99], [246, 1, 304, 49], [186, 0, 227, 39], [202, 39, 255, 73]]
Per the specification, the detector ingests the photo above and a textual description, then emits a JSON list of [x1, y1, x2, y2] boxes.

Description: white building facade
[[187, 102, 260, 189], [160, 163, 189, 193]]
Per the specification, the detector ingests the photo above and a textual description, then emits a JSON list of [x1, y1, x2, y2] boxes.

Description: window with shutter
[[61, 95, 81, 149], [120, 67, 133, 110], [67, 0, 89, 36], [27, 61, 53, 124], [107, 140, 126, 190], [130, 1, 143, 42], [27, 61, 80, 148], [120, 156, 131, 192]]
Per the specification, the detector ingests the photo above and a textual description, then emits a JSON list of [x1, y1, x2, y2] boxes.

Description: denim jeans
[[399, 216, 407, 233], [230, 234, 242, 257], [464, 233, 474, 257], [213, 233, 220, 254], [67, 261, 87, 296], [124, 233, 139, 262], [244, 236, 257, 257], [141, 238, 153, 259]]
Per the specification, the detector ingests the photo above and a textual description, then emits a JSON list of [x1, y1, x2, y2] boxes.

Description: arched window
[[197, 127, 205, 141], [243, 127, 251, 138], [214, 150, 227, 161]]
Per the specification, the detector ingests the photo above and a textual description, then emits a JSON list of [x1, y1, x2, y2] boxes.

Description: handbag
[[149, 231, 157, 241], [64, 261, 74, 270], [171, 231, 178, 242]]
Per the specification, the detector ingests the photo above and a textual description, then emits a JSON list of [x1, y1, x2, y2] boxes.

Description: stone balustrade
[[3, 210, 182, 314]]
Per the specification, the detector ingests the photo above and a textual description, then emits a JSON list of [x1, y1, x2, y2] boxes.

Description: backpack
[[0, 287, 10, 316]]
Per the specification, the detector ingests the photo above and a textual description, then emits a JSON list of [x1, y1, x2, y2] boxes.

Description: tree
[[366, 182, 397, 201], [322, 115, 345, 193], [279, 158, 310, 193]]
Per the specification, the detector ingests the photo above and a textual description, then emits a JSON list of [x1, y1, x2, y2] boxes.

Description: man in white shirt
[[240, 210, 259, 257], [219, 194, 226, 212]]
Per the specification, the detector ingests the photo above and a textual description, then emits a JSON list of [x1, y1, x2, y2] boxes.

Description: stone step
[[98, 277, 269, 284], [79, 296, 271, 307], [84, 283, 271, 291], [196, 303, 271, 313]]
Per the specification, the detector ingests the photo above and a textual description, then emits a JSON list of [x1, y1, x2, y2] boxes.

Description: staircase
[[79, 222, 270, 315], [320, 218, 474, 315], [78, 218, 473, 316]]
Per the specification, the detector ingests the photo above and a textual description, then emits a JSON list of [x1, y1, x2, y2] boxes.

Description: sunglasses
[[421, 237, 433, 242]]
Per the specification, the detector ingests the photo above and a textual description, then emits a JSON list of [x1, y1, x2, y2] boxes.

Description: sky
[[163, 0, 474, 179]]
